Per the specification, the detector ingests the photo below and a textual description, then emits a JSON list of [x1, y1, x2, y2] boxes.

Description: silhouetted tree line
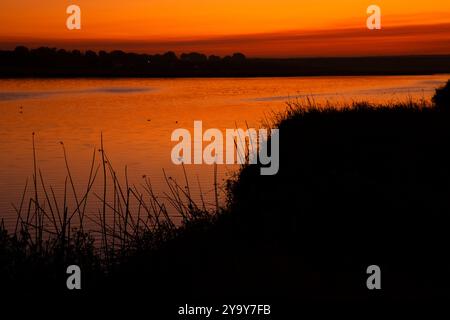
[[0, 46, 247, 76], [2, 46, 450, 77]]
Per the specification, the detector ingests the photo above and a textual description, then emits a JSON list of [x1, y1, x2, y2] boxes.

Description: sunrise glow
[[1, 0, 450, 56]]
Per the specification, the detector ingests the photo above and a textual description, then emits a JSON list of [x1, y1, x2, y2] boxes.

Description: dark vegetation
[[1, 81, 450, 304], [2, 46, 450, 77]]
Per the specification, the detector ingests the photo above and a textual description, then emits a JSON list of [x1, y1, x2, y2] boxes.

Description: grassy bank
[[1, 81, 450, 301]]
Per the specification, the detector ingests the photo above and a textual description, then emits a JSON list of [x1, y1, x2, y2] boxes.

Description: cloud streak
[[2, 23, 450, 57]]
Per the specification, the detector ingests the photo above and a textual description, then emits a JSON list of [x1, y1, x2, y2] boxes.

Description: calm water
[[0, 75, 449, 229]]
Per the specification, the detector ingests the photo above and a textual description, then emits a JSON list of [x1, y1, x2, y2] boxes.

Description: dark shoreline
[[2, 52, 450, 78]]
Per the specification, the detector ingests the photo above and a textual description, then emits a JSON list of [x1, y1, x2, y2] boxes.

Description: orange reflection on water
[[0, 75, 448, 229]]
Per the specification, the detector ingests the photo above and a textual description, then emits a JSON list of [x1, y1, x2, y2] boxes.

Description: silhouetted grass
[[0, 134, 217, 294]]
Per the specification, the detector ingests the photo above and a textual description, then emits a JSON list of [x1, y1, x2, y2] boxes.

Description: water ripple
[[0, 86, 155, 101]]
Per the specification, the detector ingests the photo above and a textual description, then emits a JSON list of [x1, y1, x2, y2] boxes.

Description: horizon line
[[1, 22, 450, 58]]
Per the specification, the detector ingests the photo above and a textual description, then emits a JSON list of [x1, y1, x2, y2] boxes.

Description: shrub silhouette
[[432, 80, 450, 109], [180, 52, 207, 63]]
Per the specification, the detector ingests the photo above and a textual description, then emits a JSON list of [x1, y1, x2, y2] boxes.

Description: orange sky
[[1, 0, 450, 57]]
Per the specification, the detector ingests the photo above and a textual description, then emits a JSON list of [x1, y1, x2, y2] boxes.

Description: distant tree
[[85, 50, 97, 58], [208, 55, 221, 62], [85, 50, 98, 65], [231, 52, 246, 62], [180, 52, 207, 63], [98, 50, 112, 67], [14, 46, 29, 56], [222, 55, 232, 63], [109, 50, 126, 67], [32, 47, 57, 56], [110, 50, 125, 56], [163, 51, 178, 63], [71, 49, 82, 57], [150, 54, 163, 65]]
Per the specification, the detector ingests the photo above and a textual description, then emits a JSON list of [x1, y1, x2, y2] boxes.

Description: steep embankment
[[108, 98, 450, 301]]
